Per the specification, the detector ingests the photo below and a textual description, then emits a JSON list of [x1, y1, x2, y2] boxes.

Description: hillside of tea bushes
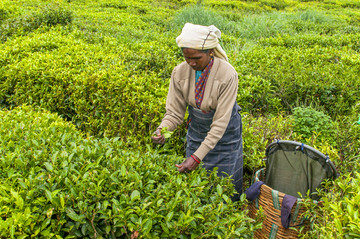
[[0, 106, 262, 238], [1, 0, 360, 238]]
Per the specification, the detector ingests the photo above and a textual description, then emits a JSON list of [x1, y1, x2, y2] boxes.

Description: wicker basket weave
[[248, 168, 311, 239]]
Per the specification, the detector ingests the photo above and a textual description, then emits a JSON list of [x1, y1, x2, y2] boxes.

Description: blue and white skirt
[[186, 102, 243, 201]]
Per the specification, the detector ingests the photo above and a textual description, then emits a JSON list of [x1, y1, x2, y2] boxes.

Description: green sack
[[264, 140, 338, 200]]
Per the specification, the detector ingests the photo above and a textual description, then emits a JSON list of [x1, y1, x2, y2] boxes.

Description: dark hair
[[181, 47, 212, 54]]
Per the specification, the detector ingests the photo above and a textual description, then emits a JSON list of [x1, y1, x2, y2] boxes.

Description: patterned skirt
[[186, 102, 243, 201]]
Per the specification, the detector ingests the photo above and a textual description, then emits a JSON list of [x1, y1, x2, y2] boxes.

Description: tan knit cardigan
[[159, 56, 239, 160]]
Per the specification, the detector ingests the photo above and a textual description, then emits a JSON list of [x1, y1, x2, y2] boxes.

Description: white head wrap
[[176, 23, 228, 61]]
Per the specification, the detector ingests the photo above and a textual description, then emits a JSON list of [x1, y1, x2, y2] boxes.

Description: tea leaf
[[161, 127, 173, 139], [67, 209, 85, 222], [131, 190, 140, 201], [143, 218, 153, 233], [44, 162, 53, 172]]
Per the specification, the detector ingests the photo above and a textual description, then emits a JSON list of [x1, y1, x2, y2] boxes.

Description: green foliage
[[0, 28, 176, 143], [0, 0, 19, 22], [237, 74, 282, 114], [236, 33, 360, 116], [1, 0, 360, 236], [0, 3, 72, 42], [332, 102, 360, 172], [242, 113, 295, 174], [170, 5, 240, 36], [0, 106, 260, 238], [301, 172, 360, 238], [0, 8, 9, 22], [292, 106, 337, 144], [259, 0, 291, 10], [160, 127, 174, 138], [171, 6, 350, 41]]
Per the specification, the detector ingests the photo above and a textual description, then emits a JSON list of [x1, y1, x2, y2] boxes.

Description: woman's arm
[[159, 67, 188, 131]]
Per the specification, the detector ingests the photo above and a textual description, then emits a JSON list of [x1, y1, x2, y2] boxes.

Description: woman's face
[[182, 48, 213, 71]]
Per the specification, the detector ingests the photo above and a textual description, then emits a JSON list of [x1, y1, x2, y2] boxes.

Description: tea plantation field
[[1, 0, 359, 238]]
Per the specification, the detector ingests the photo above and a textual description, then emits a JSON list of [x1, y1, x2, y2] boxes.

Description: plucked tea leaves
[[161, 127, 173, 138]]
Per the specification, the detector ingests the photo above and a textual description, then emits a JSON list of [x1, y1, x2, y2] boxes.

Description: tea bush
[[0, 3, 72, 42], [0, 28, 176, 141], [1, 0, 360, 143], [235, 33, 360, 116], [0, 0, 21, 21], [0, 106, 261, 238], [237, 74, 282, 114], [332, 104, 360, 172], [292, 106, 337, 145], [302, 172, 360, 238], [242, 113, 295, 173], [1, 0, 360, 236]]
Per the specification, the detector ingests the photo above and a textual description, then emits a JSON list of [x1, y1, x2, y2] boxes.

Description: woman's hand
[[176, 155, 200, 173], [151, 128, 165, 144]]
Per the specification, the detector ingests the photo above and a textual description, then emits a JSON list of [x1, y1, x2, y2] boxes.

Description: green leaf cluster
[[1, 0, 360, 237], [292, 106, 337, 144], [160, 127, 174, 139], [0, 106, 260, 238], [235, 33, 360, 116], [0, 3, 72, 42], [301, 172, 360, 238]]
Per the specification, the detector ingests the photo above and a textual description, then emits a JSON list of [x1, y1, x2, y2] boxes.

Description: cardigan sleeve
[[193, 71, 239, 160], [158, 67, 187, 131]]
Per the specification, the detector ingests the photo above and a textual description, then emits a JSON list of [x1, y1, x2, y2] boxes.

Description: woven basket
[[248, 168, 312, 239]]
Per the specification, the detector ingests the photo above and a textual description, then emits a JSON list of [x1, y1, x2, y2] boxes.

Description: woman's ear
[[209, 49, 214, 57]]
